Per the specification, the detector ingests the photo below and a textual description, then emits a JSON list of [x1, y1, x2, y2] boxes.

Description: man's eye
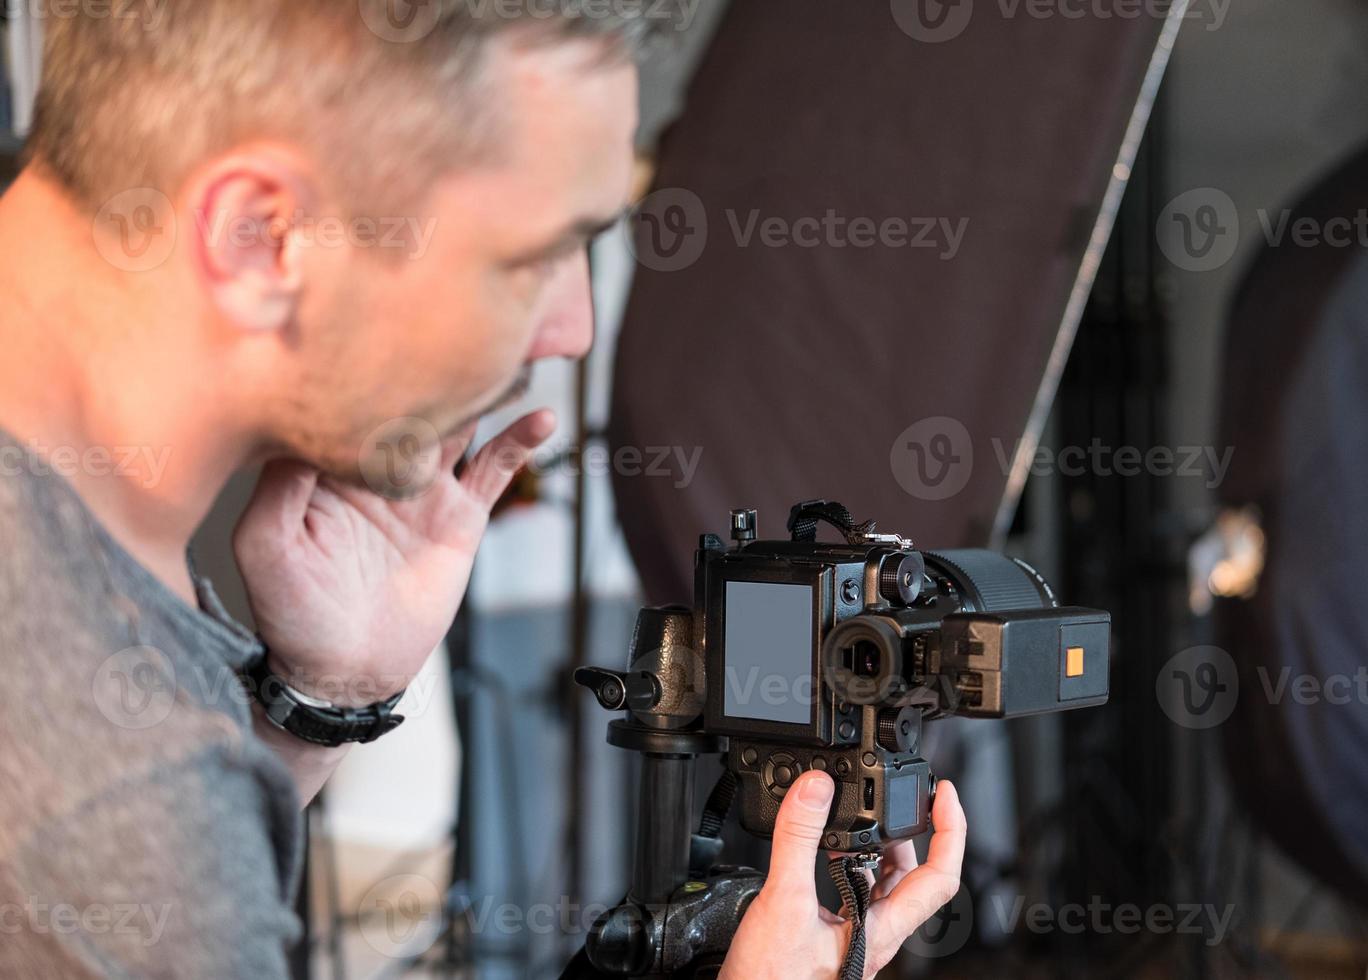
[[530, 245, 582, 278]]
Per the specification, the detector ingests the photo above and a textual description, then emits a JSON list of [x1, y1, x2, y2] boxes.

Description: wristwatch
[[244, 653, 406, 747]]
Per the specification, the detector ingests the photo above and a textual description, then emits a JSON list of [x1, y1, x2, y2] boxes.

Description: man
[[0, 3, 965, 976]]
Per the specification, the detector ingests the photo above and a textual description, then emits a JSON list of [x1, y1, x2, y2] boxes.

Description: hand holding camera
[[719, 771, 965, 980]]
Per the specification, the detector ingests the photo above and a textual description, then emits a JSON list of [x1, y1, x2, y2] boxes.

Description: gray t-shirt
[[0, 430, 301, 977]]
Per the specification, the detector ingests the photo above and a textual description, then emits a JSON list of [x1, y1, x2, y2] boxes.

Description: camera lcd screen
[[723, 580, 814, 725]]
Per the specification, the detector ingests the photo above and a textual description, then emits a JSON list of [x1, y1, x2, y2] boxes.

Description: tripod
[[556, 603, 766, 980], [558, 707, 763, 979]]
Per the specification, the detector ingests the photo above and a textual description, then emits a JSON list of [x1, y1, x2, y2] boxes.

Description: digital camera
[[700, 501, 1110, 851], [576, 500, 1111, 855]]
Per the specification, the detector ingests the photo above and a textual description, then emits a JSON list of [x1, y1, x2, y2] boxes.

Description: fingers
[[459, 410, 556, 510], [439, 422, 480, 474], [870, 780, 966, 942], [233, 459, 320, 554], [761, 771, 836, 907], [828, 835, 923, 901], [870, 837, 921, 901]]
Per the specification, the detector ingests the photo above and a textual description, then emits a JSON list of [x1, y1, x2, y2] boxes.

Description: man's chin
[[353, 415, 447, 501], [470, 365, 535, 425]]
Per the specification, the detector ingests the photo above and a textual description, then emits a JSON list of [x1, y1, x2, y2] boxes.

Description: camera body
[[696, 504, 1110, 852]]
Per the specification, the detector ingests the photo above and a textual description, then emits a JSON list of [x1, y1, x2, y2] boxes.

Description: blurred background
[[6, 0, 1368, 977]]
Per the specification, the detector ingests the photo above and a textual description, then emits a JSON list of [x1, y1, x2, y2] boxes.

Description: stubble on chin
[[450, 363, 535, 436], [286, 362, 536, 496]]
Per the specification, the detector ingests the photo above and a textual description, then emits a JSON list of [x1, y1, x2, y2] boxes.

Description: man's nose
[[526, 251, 595, 362]]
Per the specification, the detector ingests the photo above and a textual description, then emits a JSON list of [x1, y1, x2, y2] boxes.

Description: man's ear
[[186, 147, 320, 335]]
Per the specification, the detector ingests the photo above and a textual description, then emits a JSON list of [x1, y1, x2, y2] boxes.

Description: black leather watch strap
[[244, 654, 406, 747]]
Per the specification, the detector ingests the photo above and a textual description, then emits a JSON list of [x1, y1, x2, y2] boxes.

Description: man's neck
[[0, 171, 261, 605]]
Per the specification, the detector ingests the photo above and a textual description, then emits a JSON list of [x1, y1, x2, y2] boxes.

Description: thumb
[[763, 770, 836, 905]]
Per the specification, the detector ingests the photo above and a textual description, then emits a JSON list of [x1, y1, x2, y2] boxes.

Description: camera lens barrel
[[923, 549, 1056, 612]]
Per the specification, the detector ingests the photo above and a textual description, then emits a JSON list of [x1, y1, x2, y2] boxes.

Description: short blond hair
[[24, 0, 670, 215]]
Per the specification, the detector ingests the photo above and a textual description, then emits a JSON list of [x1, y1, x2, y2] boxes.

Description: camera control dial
[[762, 752, 805, 799]]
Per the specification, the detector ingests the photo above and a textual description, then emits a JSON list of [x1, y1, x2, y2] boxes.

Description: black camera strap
[[786, 499, 877, 545], [698, 768, 738, 840], [688, 768, 738, 875], [829, 855, 873, 980], [699, 767, 873, 980]]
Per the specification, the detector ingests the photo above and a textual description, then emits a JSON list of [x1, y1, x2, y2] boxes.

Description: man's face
[[295, 39, 639, 475]]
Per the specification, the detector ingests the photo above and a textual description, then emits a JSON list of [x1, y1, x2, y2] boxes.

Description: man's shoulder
[[0, 450, 299, 867], [0, 441, 111, 600], [0, 432, 264, 712]]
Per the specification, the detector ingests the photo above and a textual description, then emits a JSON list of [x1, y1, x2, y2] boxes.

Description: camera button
[[763, 752, 805, 797]]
